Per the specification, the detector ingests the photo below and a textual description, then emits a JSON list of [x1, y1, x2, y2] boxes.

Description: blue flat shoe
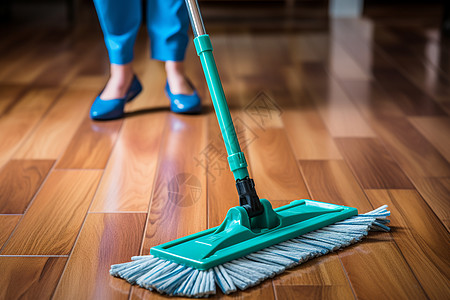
[[165, 80, 201, 114], [90, 75, 142, 120]]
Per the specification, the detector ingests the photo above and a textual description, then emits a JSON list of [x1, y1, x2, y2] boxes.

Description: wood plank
[[0, 84, 24, 116], [372, 68, 446, 116], [0, 215, 21, 249], [245, 127, 310, 201], [131, 114, 207, 299], [0, 88, 60, 168], [300, 63, 376, 137], [300, 160, 373, 210], [0, 160, 54, 214], [372, 117, 450, 177], [273, 255, 354, 300], [338, 241, 427, 299], [366, 189, 450, 299], [338, 79, 405, 119], [282, 64, 342, 160], [237, 85, 284, 128], [31, 52, 77, 87], [1, 170, 102, 255], [300, 160, 427, 299], [282, 109, 342, 160], [141, 114, 207, 254], [53, 213, 146, 300], [14, 89, 96, 159], [289, 34, 327, 63], [0, 257, 67, 300], [329, 42, 370, 81], [68, 75, 105, 91], [415, 32, 450, 80], [408, 116, 450, 162], [283, 65, 309, 100], [335, 138, 413, 189], [251, 34, 292, 77], [412, 177, 450, 231], [76, 41, 109, 77], [31, 34, 98, 88], [275, 285, 349, 300], [90, 112, 166, 212], [2, 46, 66, 85], [56, 117, 122, 169], [0, 29, 73, 85], [333, 19, 446, 115], [227, 32, 266, 78], [373, 27, 450, 104], [0, 39, 37, 81], [305, 34, 331, 62], [332, 20, 446, 116], [126, 61, 168, 112], [226, 35, 289, 100], [441, 102, 450, 115], [0, 26, 43, 56]]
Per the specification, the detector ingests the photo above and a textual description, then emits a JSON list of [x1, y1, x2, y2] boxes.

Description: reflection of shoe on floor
[[90, 75, 142, 120], [165, 80, 202, 114]]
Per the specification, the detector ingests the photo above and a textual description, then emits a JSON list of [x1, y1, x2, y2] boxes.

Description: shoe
[[90, 75, 142, 120], [165, 80, 202, 114]]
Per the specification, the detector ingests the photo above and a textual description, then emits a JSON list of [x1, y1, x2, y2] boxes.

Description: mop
[[110, 0, 390, 297]]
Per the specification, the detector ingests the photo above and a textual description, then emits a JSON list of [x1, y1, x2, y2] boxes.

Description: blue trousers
[[93, 0, 190, 64]]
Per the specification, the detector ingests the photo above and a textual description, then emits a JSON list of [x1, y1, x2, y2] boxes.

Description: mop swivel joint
[[236, 177, 264, 218]]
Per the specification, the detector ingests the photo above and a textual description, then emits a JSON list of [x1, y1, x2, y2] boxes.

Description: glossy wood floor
[[0, 4, 449, 300]]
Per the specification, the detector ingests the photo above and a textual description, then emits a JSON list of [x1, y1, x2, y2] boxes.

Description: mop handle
[[185, 0, 264, 217], [185, 0, 249, 181]]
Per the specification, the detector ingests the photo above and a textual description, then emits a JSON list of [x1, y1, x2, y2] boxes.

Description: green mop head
[[110, 200, 390, 297]]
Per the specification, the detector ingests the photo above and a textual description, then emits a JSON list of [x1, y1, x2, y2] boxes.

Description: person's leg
[[93, 0, 141, 99], [146, 0, 193, 95], [165, 61, 193, 94], [100, 63, 134, 100]]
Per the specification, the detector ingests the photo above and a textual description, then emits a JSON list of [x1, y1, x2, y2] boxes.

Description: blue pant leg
[[93, 0, 142, 64], [146, 0, 190, 62]]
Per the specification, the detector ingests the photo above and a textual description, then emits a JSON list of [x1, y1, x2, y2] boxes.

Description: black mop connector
[[236, 177, 264, 218]]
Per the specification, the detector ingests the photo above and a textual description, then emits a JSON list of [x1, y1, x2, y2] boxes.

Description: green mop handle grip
[[185, 0, 263, 217], [185, 0, 249, 180], [193, 35, 249, 181]]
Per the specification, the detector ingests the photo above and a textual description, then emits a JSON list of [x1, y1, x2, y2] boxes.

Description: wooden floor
[[0, 3, 449, 300]]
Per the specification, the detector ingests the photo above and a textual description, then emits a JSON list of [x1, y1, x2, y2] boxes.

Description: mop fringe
[[110, 205, 390, 297]]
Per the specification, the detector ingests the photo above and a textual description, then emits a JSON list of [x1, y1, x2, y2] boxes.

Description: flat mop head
[[110, 200, 390, 297], [151, 199, 357, 270]]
